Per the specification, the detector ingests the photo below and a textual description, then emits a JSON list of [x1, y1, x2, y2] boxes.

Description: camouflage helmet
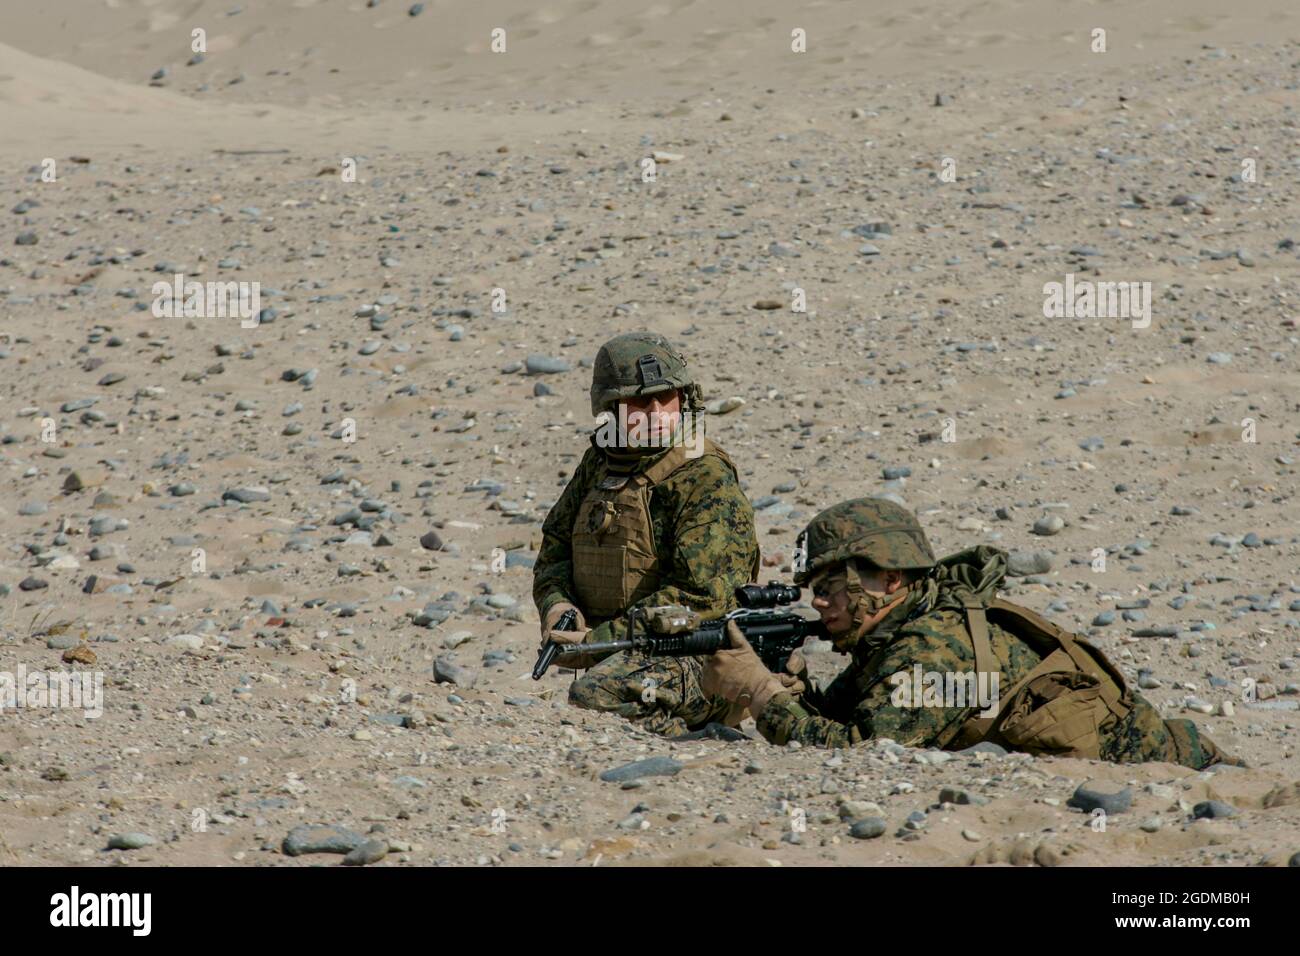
[[793, 497, 936, 586], [589, 332, 703, 416]]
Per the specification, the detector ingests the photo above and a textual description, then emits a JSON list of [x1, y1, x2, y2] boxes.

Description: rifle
[[531, 583, 826, 680], [530, 608, 577, 680]]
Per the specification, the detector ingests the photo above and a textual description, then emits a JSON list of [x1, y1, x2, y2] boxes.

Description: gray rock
[[599, 756, 683, 783], [433, 656, 478, 689], [283, 824, 366, 856], [1192, 800, 1238, 820], [1007, 550, 1052, 576], [107, 832, 156, 851], [223, 486, 271, 503], [19, 576, 48, 591], [1033, 515, 1065, 536], [849, 817, 887, 839], [18, 501, 48, 516], [525, 354, 570, 375], [955, 741, 1008, 756], [420, 530, 444, 551], [1067, 784, 1132, 815], [342, 839, 389, 866], [939, 787, 989, 806], [88, 516, 126, 537], [47, 634, 81, 650]]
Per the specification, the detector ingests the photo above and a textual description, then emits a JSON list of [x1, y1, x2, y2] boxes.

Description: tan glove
[[700, 621, 789, 720], [778, 649, 807, 697], [541, 602, 589, 648]]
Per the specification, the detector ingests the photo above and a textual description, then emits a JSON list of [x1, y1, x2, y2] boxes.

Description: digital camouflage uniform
[[756, 501, 1235, 770], [533, 333, 760, 736]]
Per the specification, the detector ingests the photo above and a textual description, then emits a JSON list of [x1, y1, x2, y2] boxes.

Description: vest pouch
[[572, 487, 661, 619], [997, 671, 1105, 759]]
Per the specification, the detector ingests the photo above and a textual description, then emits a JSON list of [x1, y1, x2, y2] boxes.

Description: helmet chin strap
[[837, 557, 911, 648]]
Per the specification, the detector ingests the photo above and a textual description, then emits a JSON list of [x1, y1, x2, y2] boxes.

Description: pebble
[[1032, 515, 1065, 536], [420, 530, 444, 551], [706, 397, 745, 415], [433, 656, 478, 688], [955, 741, 1007, 756], [283, 824, 366, 856], [838, 801, 883, 820], [1192, 800, 1238, 820], [849, 818, 887, 839], [939, 787, 989, 806], [525, 355, 570, 375], [223, 486, 271, 503], [1007, 551, 1052, 576], [443, 631, 474, 649], [1067, 784, 1132, 815], [599, 756, 683, 783], [107, 833, 156, 851], [342, 839, 389, 866]]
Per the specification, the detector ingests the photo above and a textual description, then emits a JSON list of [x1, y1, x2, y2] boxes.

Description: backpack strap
[[637, 443, 688, 485], [953, 599, 1086, 747], [988, 599, 1132, 721]]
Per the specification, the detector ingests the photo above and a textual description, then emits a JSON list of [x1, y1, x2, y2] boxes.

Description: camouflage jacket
[[532, 438, 760, 644], [757, 547, 1044, 748]]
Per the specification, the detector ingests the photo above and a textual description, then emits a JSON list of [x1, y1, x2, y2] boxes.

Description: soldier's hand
[[541, 602, 588, 647], [779, 649, 807, 696], [701, 621, 787, 718]]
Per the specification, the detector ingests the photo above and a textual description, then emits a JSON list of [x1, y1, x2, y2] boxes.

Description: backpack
[[951, 598, 1135, 759]]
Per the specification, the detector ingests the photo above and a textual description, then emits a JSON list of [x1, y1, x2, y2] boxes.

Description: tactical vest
[[951, 598, 1135, 759], [571, 438, 744, 620]]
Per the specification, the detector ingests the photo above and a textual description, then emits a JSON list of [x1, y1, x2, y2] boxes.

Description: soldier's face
[[811, 565, 906, 636], [621, 390, 681, 446], [810, 568, 852, 634]]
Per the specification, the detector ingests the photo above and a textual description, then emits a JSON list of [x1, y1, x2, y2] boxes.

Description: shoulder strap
[[987, 599, 1132, 718], [639, 443, 692, 485], [963, 600, 996, 680], [639, 437, 735, 486]]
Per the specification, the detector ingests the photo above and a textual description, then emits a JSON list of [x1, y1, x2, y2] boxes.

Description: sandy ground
[[1, 0, 1298, 867]]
